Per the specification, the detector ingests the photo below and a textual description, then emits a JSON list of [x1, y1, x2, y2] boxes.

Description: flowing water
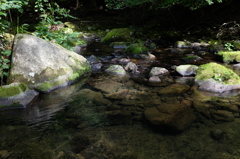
[[1, 42, 240, 159]]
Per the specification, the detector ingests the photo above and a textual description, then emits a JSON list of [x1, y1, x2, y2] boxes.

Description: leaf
[[2, 71, 8, 76], [3, 59, 10, 63], [2, 64, 9, 69], [2, 50, 11, 56]]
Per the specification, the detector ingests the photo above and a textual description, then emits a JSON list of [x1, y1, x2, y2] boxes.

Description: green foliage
[[0, 0, 28, 85], [0, 41, 12, 85], [33, 0, 82, 50], [105, 0, 224, 10], [224, 42, 234, 51], [34, 0, 76, 25], [34, 25, 85, 50]]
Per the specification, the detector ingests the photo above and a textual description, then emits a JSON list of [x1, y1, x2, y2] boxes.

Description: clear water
[[1, 45, 240, 159]]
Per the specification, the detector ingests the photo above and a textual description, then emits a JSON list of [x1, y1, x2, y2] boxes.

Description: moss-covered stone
[[218, 51, 240, 63], [232, 41, 240, 50], [64, 22, 78, 30], [0, 83, 28, 98], [9, 34, 92, 93], [110, 42, 130, 47], [105, 65, 126, 76], [101, 28, 133, 43], [0, 86, 21, 98], [124, 43, 149, 54], [176, 41, 192, 48], [37, 83, 53, 92], [195, 62, 240, 85], [35, 63, 91, 92]]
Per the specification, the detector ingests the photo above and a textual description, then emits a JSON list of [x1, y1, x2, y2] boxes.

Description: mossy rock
[[105, 65, 126, 76], [124, 43, 149, 55], [0, 83, 39, 109], [110, 42, 130, 47], [9, 34, 91, 93], [0, 83, 27, 98], [176, 41, 192, 48], [64, 22, 79, 31], [218, 51, 240, 63], [232, 41, 240, 50], [195, 62, 240, 85], [101, 28, 133, 43]]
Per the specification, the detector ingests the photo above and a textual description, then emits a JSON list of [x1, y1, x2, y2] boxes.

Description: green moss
[[37, 83, 53, 92], [176, 41, 191, 47], [64, 22, 77, 29], [218, 51, 240, 63], [0, 87, 21, 98], [101, 28, 133, 43], [195, 62, 240, 85], [18, 83, 28, 92], [69, 72, 80, 81], [232, 41, 240, 50], [36, 66, 91, 92], [110, 42, 130, 47], [124, 43, 149, 54], [0, 83, 28, 98]]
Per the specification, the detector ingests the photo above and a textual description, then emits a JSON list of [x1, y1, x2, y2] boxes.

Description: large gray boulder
[[8, 34, 91, 92]]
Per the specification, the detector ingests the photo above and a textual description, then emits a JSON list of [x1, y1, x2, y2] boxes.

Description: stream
[[1, 41, 240, 159]]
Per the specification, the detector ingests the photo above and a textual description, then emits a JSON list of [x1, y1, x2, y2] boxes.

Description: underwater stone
[[105, 65, 127, 76]]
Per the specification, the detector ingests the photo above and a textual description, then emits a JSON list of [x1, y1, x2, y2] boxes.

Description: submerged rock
[[8, 34, 91, 92], [158, 84, 190, 95], [144, 100, 196, 132], [105, 65, 127, 76], [210, 129, 225, 140]]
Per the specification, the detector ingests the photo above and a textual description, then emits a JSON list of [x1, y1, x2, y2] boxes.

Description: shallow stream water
[[1, 42, 240, 159]]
